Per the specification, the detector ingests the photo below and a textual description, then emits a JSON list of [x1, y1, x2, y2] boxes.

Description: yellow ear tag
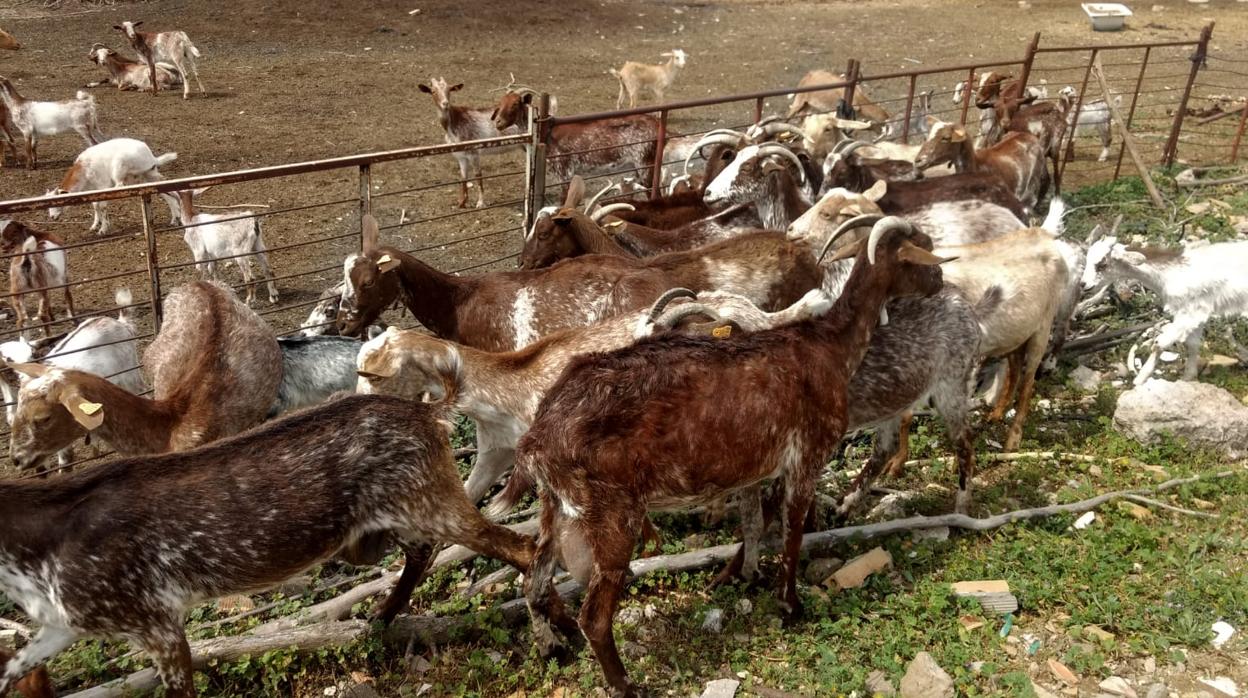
[[711, 325, 732, 339], [78, 401, 103, 415]]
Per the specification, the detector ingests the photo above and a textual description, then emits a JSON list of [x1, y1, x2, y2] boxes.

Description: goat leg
[[371, 541, 434, 626], [777, 471, 816, 621], [1003, 334, 1047, 452], [525, 493, 581, 660], [577, 509, 643, 697], [137, 623, 196, 697], [985, 350, 1023, 422], [0, 626, 76, 696], [882, 412, 914, 479]]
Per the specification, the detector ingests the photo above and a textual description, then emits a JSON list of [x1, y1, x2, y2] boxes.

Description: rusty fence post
[[1017, 31, 1041, 95], [1058, 48, 1098, 188], [959, 66, 976, 126], [358, 163, 371, 245], [901, 74, 917, 145], [1113, 46, 1152, 180], [1163, 22, 1214, 167], [1231, 102, 1248, 164], [651, 110, 667, 200], [843, 59, 860, 119], [524, 93, 551, 234], [754, 96, 765, 124], [140, 194, 162, 329]]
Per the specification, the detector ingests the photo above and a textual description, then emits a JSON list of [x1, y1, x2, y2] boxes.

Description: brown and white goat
[[913, 118, 1048, 211], [46, 137, 179, 235], [338, 210, 820, 351], [518, 218, 950, 695], [0, 394, 542, 698], [87, 44, 184, 93], [610, 49, 688, 108], [2, 220, 74, 335], [113, 21, 204, 99], [7, 281, 282, 468], [0, 78, 103, 169], [420, 77, 526, 209], [786, 69, 891, 125], [1001, 99, 1068, 190]]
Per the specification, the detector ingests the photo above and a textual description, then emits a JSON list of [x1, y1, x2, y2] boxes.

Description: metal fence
[[0, 24, 1241, 478]]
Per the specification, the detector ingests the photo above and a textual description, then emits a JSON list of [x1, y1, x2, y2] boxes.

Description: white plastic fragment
[[1211, 621, 1235, 649], [1074, 511, 1097, 529]]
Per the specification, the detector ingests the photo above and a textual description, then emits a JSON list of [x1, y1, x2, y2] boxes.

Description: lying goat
[[87, 44, 184, 93]]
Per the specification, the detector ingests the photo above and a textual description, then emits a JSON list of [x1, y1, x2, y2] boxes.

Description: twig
[[1176, 173, 1248, 188], [1061, 321, 1160, 354], [0, 618, 31, 638], [903, 450, 1113, 468], [195, 203, 271, 210], [1123, 494, 1218, 519]]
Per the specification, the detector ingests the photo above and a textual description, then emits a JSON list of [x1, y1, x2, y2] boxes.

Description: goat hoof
[[779, 599, 805, 625]]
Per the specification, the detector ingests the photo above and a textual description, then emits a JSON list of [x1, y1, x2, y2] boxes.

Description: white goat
[[1058, 85, 1119, 162], [610, 49, 687, 108], [1083, 237, 1248, 384], [0, 78, 103, 169], [162, 189, 279, 306], [46, 138, 178, 235]]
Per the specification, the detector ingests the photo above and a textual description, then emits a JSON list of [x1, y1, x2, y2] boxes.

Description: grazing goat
[[518, 218, 950, 695], [162, 188, 279, 305], [913, 118, 1048, 210], [356, 289, 831, 507], [0, 394, 540, 698], [1083, 237, 1248, 385], [421, 77, 525, 209], [0, 78, 103, 169], [87, 44, 184, 93], [113, 20, 204, 99], [610, 49, 688, 108], [46, 137, 178, 235], [1059, 85, 1117, 162], [786, 69, 891, 124], [7, 281, 282, 468], [338, 210, 819, 350], [2, 220, 74, 335]]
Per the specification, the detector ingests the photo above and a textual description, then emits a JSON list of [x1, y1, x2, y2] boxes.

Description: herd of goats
[[1, 22, 1247, 698]]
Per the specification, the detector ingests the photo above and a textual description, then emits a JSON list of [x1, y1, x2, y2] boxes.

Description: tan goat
[[610, 49, 687, 108]]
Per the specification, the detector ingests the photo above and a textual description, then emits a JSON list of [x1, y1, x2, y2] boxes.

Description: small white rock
[[1099, 676, 1138, 697], [1074, 511, 1097, 529], [702, 608, 724, 633], [1211, 621, 1235, 649], [735, 598, 753, 616], [701, 678, 741, 698]]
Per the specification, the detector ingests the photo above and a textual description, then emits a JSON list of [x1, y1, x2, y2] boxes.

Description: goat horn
[[583, 180, 621, 214], [754, 144, 807, 184], [590, 203, 636, 222], [654, 303, 724, 330], [755, 122, 807, 144], [646, 288, 698, 322], [684, 131, 745, 175], [867, 216, 912, 265], [817, 214, 884, 263]]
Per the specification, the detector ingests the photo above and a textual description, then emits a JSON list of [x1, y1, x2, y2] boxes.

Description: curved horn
[[583, 181, 621, 214], [817, 214, 885, 263], [757, 122, 808, 143], [867, 216, 913, 265], [654, 303, 725, 330], [590, 203, 636, 222], [646, 287, 699, 322], [755, 144, 807, 184], [684, 131, 745, 175]]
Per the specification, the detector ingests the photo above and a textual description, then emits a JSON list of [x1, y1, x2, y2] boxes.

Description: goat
[[421, 77, 525, 209], [113, 20, 204, 99], [2, 220, 74, 335], [0, 27, 19, 50], [7, 281, 282, 468], [703, 143, 814, 230], [87, 44, 184, 93], [610, 49, 688, 108], [786, 69, 891, 124], [1058, 85, 1117, 162], [0, 78, 103, 169], [881, 90, 934, 142], [162, 188, 279, 306], [356, 288, 831, 508], [1083, 237, 1248, 385], [913, 118, 1048, 211], [269, 335, 362, 417], [0, 394, 541, 698], [0, 97, 20, 167], [338, 209, 820, 350], [518, 218, 950, 695], [965, 71, 1042, 146], [819, 139, 955, 195], [46, 137, 178, 235]]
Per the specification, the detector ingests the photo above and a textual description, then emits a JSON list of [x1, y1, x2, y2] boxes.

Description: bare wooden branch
[[1093, 56, 1165, 209], [0, 618, 31, 638], [1123, 494, 1218, 518], [1175, 173, 1248, 188]]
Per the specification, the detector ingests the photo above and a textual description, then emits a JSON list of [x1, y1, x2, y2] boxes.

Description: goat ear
[[925, 114, 940, 128], [550, 208, 576, 223], [113, 24, 124, 30], [418, 84, 432, 94], [563, 176, 586, 208], [862, 179, 888, 202], [898, 242, 955, 266], [7, 362, 48, 379], [950, 127, 968, 143], [449, 83, 464, 92], [361, 214, 380, 253], [132, 21, 143, 27], [760, 158, 787, 175], [357, 353, 398, 379], [376, 254, 400, 273], [58, 386, 104, 430], [825, 240, 863, 263]]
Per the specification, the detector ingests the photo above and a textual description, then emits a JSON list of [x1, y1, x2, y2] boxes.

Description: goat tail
[[154, 152, 178, 167], [1040, 197, 1065, 237], [608, 67, 621, 80], [483, 464, 534, 520], [114, 287, 134, 325]]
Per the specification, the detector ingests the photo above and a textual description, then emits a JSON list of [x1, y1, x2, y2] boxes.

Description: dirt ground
[[0, 0, 1244, 447]]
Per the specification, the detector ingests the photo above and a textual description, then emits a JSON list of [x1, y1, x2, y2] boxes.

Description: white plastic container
[[1082, 3, 1133, 31]]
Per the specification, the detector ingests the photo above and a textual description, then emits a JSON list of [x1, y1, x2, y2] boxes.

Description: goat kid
[[1058, 85, 1117, 162], [162, 188, 279, 305], [2, 220, 73, 336], [0, 78, 103, 169], [421, 77, 524, 209], [113, 20, 204, 99], [610, 49, 687, 108], [0, 394, 539, 698], [87, 44, 184, 93], [46, 137, 178, 235]]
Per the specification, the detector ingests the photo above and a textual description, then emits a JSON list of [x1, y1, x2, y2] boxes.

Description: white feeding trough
[[1082, 3, 1133, 31]]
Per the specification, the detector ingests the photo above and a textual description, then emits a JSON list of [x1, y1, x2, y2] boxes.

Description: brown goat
[[113, 21, 204, 99], [8, 281, 282, 469], [0, 394, 544, 697], [786, 69, 890, 124], [338, 212, 820, 350], [913, 119, 1049, 210], [518, 218, 951, 696], [87, 44, 184, 92], [1002, 99, 1068, 191], [2, 220, 74, 335]]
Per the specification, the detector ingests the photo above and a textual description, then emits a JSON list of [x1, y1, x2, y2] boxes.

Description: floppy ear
[[862, 179, 888, 202], [925, 114, 940, 128], [357, 350, 398, 379], [825, 239, 864, 263], [521, 92, 534, 105], [418, 84, 432, 94], [949, 127, 968, 143], [8, 362, 48, 379], [57, 384, 104, 430], [376, 253, 400, 273], [113, 24, 125, 31], [132, 21, 144, 28], [550, 208, 576, 223], [449, 83, 463, 92], [898, 242, 956, 266], [361, 214, 380, 253]]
